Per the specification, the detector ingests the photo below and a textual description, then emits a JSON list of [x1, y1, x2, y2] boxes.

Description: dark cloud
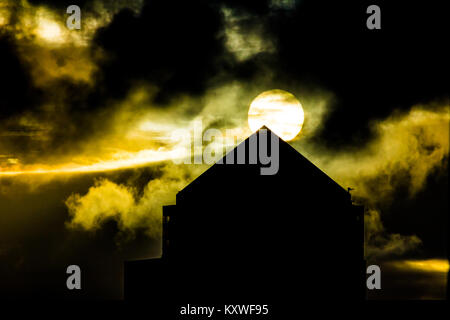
[[1, 0, 448, 149], [222, 0, 271, 15], [26, 0, 91, 9], [93, 1, 231, 104], [261, 0, 449, 148], [383, 165, 449, 259], [1, 1, 242, 157], [0, 35, 43, 120]]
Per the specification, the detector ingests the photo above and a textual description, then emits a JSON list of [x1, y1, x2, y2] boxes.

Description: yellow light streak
[[0, 148, 183, 176], [389, 259, 449, 273]]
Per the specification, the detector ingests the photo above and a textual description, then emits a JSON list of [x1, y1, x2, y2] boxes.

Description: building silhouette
[[125, 127, 365, 313]]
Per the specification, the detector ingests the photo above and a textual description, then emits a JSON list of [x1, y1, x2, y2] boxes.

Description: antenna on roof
[[347, 187, 355, 203]]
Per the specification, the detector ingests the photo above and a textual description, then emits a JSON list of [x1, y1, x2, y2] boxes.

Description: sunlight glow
[[0, 148, 182, 176], [36, 16, 64, 43]]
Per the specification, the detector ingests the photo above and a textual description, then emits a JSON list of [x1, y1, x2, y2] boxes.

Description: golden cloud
[[304, 104, 449, 259], [0, 0, 144, 87], [315, 105, 449, 201], [65, 164, 201, 240]]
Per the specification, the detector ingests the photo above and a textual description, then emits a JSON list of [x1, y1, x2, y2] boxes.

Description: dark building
[[125, 128, 365, 314]]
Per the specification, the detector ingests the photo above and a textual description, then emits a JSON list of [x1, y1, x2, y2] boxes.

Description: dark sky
[[0, 0, 448, 299], [2, 1, 448, 149]]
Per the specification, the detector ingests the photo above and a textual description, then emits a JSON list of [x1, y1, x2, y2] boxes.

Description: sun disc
[[248, 89, 304, 141]]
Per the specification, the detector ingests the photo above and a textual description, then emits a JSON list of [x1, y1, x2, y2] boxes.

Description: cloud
[[65, 164, 202, 241], [364, 208, 422, 259], [66, 179, 138, 230], [0, 0, 148, 167], [57, 96, 447, 260], [299, 104, 449, 259], [1, 0, 448, 263], [222, 7, 275, 61], [0, 0, 266, 173], [316, 106, 449, 202]]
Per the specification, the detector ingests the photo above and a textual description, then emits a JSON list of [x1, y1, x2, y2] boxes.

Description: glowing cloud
[[65, 164, 199, 238], [303, 105, 450, 259]]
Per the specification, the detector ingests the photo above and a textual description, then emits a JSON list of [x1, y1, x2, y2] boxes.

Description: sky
[[0, 0, 448, 299]]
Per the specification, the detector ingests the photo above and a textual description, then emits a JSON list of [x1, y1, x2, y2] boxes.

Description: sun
[[248, 89, 304, 141]]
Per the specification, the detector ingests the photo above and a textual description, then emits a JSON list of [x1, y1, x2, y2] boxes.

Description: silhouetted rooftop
[[179, 126, 349, 201]]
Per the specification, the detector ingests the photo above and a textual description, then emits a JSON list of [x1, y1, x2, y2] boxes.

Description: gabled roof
[[178, 126, 348, 200]]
